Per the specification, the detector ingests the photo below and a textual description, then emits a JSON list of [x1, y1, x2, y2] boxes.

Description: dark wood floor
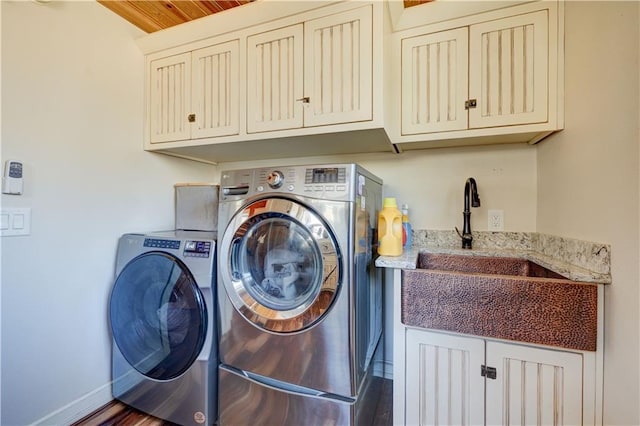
[[72, 377, 392, 426]]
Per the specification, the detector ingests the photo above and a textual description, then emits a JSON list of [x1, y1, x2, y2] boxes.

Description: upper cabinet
[[303, 6, 373, 127], [246, 24, 304, 133], [247, 6, 373, 134], [389, 1, 563, 151], [141, 2, 390, 164], [468, 10, 548, 129], [400, 27, 469, 134], [191, 42, 240, 139], [149, 52, 191, 143], [149, 39, 239, 143], [139, 0, 564, 163]]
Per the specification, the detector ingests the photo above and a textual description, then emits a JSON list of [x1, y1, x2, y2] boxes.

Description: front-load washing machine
[[217, 163, 383, 425], [109, 230, 217, 426]]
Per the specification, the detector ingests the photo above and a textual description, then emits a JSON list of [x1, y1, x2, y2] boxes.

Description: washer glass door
[[109, 252, 207, 380], [223, 197, 340, 332]]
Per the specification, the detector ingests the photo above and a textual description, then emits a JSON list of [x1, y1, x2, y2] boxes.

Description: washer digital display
[[305, 167, 346, 184]]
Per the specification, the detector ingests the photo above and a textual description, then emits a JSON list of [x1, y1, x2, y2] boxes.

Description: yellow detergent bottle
[[378, 197, 403, 256]]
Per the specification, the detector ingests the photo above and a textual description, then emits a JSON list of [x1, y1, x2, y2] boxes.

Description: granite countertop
[[375, 230, 612, 284]]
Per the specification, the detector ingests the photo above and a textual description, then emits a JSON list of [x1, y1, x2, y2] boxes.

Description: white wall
[[1, 2, 215, 424], [537, 2, 640, 424]]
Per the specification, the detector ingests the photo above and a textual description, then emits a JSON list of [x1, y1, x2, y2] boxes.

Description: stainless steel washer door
[[220, 197, 341, 333]]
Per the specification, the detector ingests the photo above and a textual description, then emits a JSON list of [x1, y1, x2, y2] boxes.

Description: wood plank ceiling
[[97, 1, 253, 33], [97, 0, 432, 33]]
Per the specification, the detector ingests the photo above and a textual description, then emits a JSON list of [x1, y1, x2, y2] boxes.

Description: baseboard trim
[[31, 382, 113, 426], [373, 359, 393, 380]]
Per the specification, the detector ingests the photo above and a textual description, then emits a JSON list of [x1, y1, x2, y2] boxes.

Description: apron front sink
[[417, 252, 566, 278], [402, 253, 598, 351]]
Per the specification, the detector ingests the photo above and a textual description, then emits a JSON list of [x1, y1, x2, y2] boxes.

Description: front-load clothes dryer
[[109, 230, 217, 426]]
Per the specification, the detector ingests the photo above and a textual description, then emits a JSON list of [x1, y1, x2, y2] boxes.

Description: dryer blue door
[[109, 252, 207, 381]]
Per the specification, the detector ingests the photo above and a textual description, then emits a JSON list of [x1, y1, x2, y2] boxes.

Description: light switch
[[1, 208, 31, 236], [0, 213, 9, 230], [13, 213, 24, 229]]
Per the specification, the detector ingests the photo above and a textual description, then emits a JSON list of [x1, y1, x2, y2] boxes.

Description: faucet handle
[[455, 227, 472, 241], [455, 226, 473, 249], [455, 227, 463, 239]]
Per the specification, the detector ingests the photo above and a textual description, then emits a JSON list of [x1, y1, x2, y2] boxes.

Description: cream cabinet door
[[469, 10, 549, 128], [191, 40, 240, 139], [304, 5, 373, 127], [485, 341, 583, 426], [149, 53, 192, 143], [247, 25, 304, 133], [401, 27, 468, 135], [405, 329, 485, 426]]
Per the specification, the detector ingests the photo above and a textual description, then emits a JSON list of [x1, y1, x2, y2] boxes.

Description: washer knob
[[266, 170, 284, 189]]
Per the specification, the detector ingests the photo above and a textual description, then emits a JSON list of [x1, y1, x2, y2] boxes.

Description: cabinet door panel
[[247, 25, 303, 133], [406, 329, 484, 426], [469, 10, 548, 128], [304, 6, 372, 127], [486, 341, 583, 426], [192, 40, 239, 139], [401, 27, 468, 134], [149, 53, 191, 143]]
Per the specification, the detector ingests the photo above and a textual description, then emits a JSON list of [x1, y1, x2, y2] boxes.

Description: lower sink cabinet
[[405, 328, 584, 425]]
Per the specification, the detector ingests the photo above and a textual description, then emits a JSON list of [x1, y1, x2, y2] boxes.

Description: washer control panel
[[303, 167, 348, 194], [221, 164, 358, 201], [266, 170, 284, 189]]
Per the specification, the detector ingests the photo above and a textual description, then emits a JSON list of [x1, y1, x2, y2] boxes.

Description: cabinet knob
[[296, 97, 310, 104], [465, 99, 477, 110], [188, 114, 196, 122]]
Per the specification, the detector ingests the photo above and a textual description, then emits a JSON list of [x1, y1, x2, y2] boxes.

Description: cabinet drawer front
[[469, 10, 549, 128], [304, 5, 373, 127], [247, 25, 304, 133], [401, 27, 469, 135], [149, 53, 192, 143], [192, 40, 240, 139]]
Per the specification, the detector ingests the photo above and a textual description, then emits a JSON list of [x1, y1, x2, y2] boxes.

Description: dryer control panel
[[143, 238, 181, 250], [143, 238, 212, 258], [184, 240, 212, 258]]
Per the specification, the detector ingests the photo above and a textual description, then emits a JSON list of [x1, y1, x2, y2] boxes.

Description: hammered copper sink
[[402, 253, 598, 351]]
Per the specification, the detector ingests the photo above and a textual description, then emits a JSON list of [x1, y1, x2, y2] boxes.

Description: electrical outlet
[[488, 209, 504, 231]]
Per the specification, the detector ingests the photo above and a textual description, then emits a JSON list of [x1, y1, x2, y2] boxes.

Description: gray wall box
[[175, 184, 219, 231]]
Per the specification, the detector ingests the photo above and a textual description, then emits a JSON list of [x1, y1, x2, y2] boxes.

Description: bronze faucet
[[455, 177, 481, 249]]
